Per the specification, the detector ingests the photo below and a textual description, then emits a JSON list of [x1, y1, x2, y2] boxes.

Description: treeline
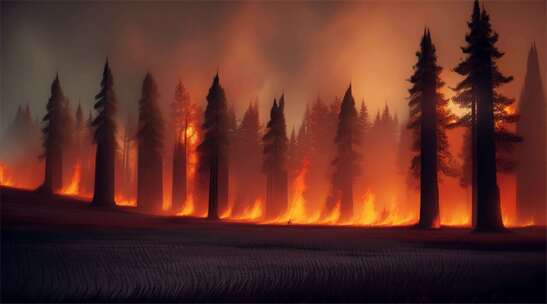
[[1, 0, 544, 230]]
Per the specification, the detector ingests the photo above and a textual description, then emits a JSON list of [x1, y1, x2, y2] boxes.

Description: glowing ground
[[1, 187, 545, 302]]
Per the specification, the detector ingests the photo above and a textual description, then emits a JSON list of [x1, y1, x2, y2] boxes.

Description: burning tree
[[91, 61, 117, 207], [171, 80, 192, 212], [137, 73, 165, 213], [232, 102, 262, 215], [37, 75, 68, 194], [198, 74, 229, 220], [407, 29, 456, 229], [516, 43, 546, 225], [328, 85, 359, 222], [263, 95, 289, 219], [452, 0, 516, 231]]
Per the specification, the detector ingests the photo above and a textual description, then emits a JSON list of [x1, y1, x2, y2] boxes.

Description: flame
[[115, 194, 137, 207], [59, 163, 81, 196], [0, 162, 14, 186]]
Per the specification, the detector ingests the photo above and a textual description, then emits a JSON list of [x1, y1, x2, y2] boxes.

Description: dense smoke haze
[[1, 1, 544, 128]]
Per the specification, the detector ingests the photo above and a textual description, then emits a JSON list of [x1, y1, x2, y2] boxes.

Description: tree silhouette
[[305, 97, 337, 214], [453, 0, 514, 231], [137, 73, 165, 212], [329, 85, 359, 222], [171, 80, 192, 212], [37, 75, 68, 194], [232, 102, 262, 215], [198, 74, 229, 220], [516, 43, 546, 225], [263, 95, 289, 219], [91, 61, 118, 207], [407, 29, 456, 228]]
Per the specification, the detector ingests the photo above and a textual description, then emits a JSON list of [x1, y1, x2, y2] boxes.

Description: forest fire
[[0, 0, 544, 231]]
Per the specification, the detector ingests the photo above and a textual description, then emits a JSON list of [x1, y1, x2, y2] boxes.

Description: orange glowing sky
[[1, 1, 544, 129]]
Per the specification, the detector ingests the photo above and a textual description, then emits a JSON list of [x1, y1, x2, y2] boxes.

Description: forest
[[0, 0, 545, 232]]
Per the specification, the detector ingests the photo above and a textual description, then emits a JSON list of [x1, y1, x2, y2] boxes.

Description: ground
[[1, 187, 545, 302]]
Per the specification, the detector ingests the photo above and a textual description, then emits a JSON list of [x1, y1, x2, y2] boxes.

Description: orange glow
[[0, 162, 14, 186], [115, 194, 137, 207], [176, 121, 203, 215], [59, 163, 82, 197]]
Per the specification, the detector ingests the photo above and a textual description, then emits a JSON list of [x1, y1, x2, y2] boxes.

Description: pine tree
[[407, 29, 456, 228], [198, 74, 229, 220], [137, 72, 165, 213], [38, 75, 68, 194], [91, 61, 118, 207], [329, 85, 359, 222], [306, 97, 332, 211], [171, 80, 192, 211], [232, 102, 262, 215], [263, 95, 289, 219], [516, 43, 546, 225], [453, 0, 514, 231]]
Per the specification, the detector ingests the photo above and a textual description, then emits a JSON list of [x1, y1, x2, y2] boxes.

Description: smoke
[[1, 1, 544, 131]]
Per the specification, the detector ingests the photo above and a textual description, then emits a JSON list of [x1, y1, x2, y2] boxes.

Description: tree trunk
[[475, 82, 503, 231], [418, 91, 440, 228], [92, 140, 115, 207], [208, 154, 219, 220]]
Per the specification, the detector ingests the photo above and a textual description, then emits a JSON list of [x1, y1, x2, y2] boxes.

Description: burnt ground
[[1, 187, 545, 303]]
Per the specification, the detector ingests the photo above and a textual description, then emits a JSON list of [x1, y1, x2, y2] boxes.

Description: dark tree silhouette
[[453, 0, 513, 231], [407, 29, 456, 228], [171, 80, 191, 212], [328, 85, 359, 222], [91, 61, 118, 207], [137, 73, 165, 212], [232, 102, 262, 215], [198, 74, 229, 220], [37, 75, 68, 194], [305, 97, 337, 213], [517, 43, 546, 225], [263, 95, 289, 219]]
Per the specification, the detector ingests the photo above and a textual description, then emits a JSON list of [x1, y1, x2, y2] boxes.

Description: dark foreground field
[[1, 187, 545, 302]]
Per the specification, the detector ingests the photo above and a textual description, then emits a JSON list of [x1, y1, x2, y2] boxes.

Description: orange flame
[[59, 163, 81, 196], [115, 194, 137, 207], [0, 162, 14, 186]]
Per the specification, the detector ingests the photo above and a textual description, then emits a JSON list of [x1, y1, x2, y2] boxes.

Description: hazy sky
[[1, 0, 545, 131]]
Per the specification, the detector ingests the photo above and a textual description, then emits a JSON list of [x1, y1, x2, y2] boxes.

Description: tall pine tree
[[38, 75, 68, 194], [91, 61, 118, 207], [137, 73, 165, 212], [407, 30, 455, 228], [453, 0, 514, 231], [329, 85, 359, 222], [516, 43, 546, 225], [171, 80, 191, 211], [232, 102, 262, 215], [198, 74, 229, 220], [263, 95, 289, 219]]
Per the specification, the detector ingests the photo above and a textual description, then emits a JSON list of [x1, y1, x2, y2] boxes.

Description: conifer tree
[[91, 61, 118, 207], [329, 85, 359, 222], [198, 74, 229, 219], [171, 80, 192, 211], [453, 0, 514, 231], [232, 102, 262, 214], [516, 43, 546, 225], [306, 97, 332, 210], [38, 75, 68, 194], [263, 95, 289, 219], [407, 30, 455, 228], [137, 73, 165, 212]]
